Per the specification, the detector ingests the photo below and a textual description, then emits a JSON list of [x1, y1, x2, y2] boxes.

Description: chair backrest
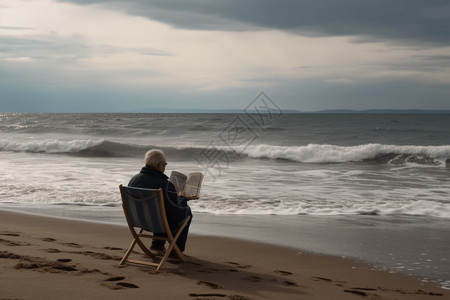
[[120, 185, 167, 234]]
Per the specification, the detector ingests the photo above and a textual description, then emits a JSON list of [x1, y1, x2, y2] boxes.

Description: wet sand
[[1, 210, 448, 299]]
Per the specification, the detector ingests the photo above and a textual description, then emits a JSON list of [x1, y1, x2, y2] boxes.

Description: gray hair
[[145, 149, 166, 168]]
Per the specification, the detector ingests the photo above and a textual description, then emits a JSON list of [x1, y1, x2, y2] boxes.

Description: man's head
[[145, 149, 167, 173]]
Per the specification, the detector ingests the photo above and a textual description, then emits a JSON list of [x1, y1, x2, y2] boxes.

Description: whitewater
[[1, 113, 450, 218], [2, 138, 450, 164], [1, 112, 450, 287]]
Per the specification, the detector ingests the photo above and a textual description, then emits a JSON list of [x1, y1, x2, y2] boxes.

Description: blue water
[[1, 113, 449, 287]]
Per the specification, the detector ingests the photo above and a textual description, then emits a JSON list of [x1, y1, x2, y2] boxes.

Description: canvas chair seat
[[119, 184, 191, 271]]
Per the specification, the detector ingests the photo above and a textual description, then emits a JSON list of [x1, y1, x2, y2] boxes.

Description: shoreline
[[1, 209, 449, 299], [1, 205, 450, 289]]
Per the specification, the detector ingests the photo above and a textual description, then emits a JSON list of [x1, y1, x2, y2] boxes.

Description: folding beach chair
[[119, 184, 191, 271]]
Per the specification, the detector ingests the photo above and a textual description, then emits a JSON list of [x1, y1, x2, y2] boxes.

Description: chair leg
[[121, 216, 191, 271], [174, 216, 191, 261], [173, 245, 188, 262], [120, 238, 138, 265], [134, 236, 155, 258], [164, 216, 191, 263], [156, 249, 171, 272], [130, 228, 155, 258], [121, 228, 156, 266]]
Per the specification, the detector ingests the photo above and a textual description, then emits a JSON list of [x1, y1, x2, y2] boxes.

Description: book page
[[169, 171, 187, 194], [183, 172, 204, 200]]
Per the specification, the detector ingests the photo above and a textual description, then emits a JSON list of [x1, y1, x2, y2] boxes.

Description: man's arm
[[166, 181, 179, 204], [164, 181, 191, 228]]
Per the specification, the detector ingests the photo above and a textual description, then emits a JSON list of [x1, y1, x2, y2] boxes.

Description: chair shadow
[[162, 256, 307, 299]]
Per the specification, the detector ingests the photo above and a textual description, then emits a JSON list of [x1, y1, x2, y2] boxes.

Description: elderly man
[[128, 149, 192, 256]]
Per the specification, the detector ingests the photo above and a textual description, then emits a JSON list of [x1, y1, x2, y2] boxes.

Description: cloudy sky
[[1, 0, 450, 112]]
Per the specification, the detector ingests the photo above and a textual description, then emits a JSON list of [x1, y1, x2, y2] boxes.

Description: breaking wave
[[0, 139, 147, 157], [242, 144, 450, 166], [0, 139, 104, 154], [1, 139, 449, 166]]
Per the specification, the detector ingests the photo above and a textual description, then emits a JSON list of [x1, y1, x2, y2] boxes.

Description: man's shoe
[[149, 245, 165, 256], [168, 251, 181, 259]]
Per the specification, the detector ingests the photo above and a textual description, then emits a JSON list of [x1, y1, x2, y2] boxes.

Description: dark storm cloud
[[58, 0, 450, 45]]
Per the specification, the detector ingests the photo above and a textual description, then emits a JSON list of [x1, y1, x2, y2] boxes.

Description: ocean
[[1, 112, 449, 288]]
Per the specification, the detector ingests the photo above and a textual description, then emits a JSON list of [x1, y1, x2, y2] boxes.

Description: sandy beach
[[0, 210, 448, 300]]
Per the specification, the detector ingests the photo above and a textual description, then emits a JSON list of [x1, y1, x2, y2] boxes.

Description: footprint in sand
[[311, 276, 333, 282], [1, 232, 20, 237], [283, 281, 299, 287], [52, 264, 78, 272], [228, 295, 253, 300], [104, 276, 126, 282], [15, 262, 41, 270], [104, 246, 123, 251], [189, 293, 227, 298], [116, 282, 139, 289], [196, 267, 220, 273], [344, 289, 368, 297], [244, 275, 262, 283], [311, 276, 348, 287], [102, 276, 139, 289], [42, 238, 56, 242], [64, 242, 81, 248], [197, 281, 224, 289], [73, 251, 122, 261], [45, 248, 61, 253], [189, 294, 250, 300], [0, 238, 29, 246], [352, 287, 377, 291], [15, 261, 78, 272], [226, 262, 251, 269], [275, 270, 292, 275], [0, 251, 22, 259]]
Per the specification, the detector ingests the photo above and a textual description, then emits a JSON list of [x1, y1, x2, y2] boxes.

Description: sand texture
[[0, 210, 448, 300]]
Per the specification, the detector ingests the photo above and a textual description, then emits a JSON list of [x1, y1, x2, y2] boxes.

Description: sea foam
[[242, 143, 450, 165], [2, 139, 450, 166], [0, 139, 104, 154]]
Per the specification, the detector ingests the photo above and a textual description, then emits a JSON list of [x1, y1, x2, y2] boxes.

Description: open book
[[169, 171, 204, 200]]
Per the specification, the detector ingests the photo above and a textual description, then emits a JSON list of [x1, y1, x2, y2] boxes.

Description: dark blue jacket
[[128, 166, 191, 228]]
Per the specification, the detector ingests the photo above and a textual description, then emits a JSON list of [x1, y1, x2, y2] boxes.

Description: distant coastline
[[127, 108, 450, 114], [2, 109, 450, 114]]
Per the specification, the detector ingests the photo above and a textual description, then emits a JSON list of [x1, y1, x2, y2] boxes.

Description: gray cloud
[[0, 26, 34, 30], [95, 44, 172, 57], [2, 1, 449, 112], [0, 35, 90, 62], [0, 34, 171, 64], [58, 0, 450, 45], [412, 54, 450, 62]]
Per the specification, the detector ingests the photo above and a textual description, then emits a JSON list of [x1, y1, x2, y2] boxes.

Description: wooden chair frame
[[119, 184, 191, 271]]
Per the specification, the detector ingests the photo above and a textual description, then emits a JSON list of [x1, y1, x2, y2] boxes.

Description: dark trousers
[[152, 202, 192, 252]]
